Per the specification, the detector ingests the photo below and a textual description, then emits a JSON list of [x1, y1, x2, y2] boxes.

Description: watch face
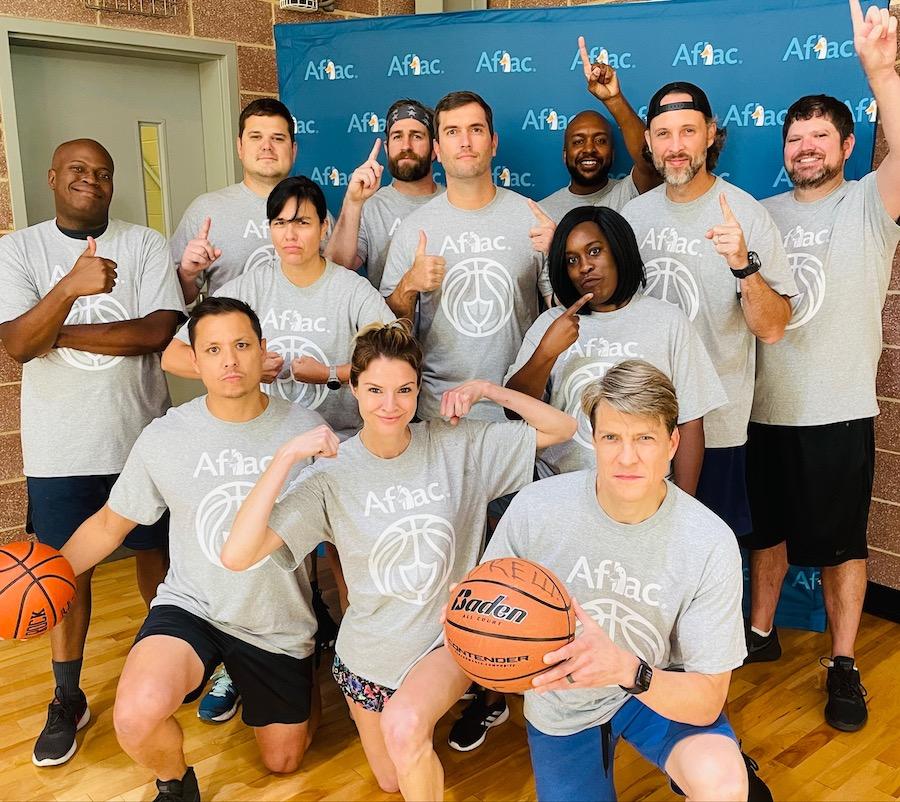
[[747, 251, 761, 268], [327, 379, 341, 391]]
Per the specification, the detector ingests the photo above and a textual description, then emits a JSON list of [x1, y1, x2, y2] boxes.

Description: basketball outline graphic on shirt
[[581, 596, 666, 666], [196, 478, 269, 571], [643, 257, 701, 321], [785, 252, 826, 330], [265, 334, 329, 409], [562, 361, 615, 449], [57, 293, 130, 371], [243, 243, 276, 273], [441, 257, 515, 337], [369, 513, 455, 605]]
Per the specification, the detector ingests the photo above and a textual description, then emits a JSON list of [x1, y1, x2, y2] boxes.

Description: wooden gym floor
[[1, 557, 899, 801]]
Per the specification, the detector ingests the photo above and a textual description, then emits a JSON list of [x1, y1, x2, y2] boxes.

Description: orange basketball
[[0, 541, 76, 640], [444, 557, 575, 693]]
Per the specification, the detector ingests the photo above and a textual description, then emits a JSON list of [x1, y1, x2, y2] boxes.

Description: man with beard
[[538, 38, 661, 221], [326, 99, 444, 289], [621, 82, 796, 544], [743, 0, 900, 734]]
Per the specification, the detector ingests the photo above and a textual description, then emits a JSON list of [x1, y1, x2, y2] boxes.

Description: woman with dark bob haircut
[[505, 205, 726, 493]]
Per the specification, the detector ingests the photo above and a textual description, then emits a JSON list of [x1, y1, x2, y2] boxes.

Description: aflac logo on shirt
[[782, 34, 854, 61], [672, 41, 741, 66], [347, 112, 385, 134], [310, 165, 349, 186], [304, 58, 356, 81], [521, 108, 571, 131], [493, 166, 533, 188], [387, 53, 443, 76], [476, 49, 535, 73], [569, 46, 634, 71]]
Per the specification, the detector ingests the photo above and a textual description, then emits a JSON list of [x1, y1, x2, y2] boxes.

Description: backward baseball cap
[[646, 82, 713, 123]]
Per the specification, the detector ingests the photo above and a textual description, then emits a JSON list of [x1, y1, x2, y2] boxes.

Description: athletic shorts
[[332, 652, 395, 712], [695, 446, 752, 538], [526, 697, 738, 802], [745, 418, 873, 566], [134, 604, 314, 727], [26, 474, 169, 551]]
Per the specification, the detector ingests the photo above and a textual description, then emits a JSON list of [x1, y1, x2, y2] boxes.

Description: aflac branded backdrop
[[275, 0, 882, 632]]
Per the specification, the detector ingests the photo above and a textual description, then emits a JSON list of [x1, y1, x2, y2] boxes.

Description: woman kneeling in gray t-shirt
[[221, 322, 576, 800]]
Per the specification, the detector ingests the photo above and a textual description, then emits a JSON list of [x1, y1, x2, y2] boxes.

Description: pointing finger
[[368, 138, 382, 162], [567, 293, 594, 315], [578, 35, 592, 79], [198, 216, 211, 241], [718, 193, 738, 226], [528, 198, 554, 226], [849, 0, 865, 30]]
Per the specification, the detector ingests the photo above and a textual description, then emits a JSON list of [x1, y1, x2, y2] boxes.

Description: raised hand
[[440, 379, 493, 425], [260, 350, 285, 384], [62, 237, 117, 297], [528, 199, 556, 255], [291, 355, 329, 384], [407, 231, 446, 292], [578, 35, 621, 102], [277, 424, 340, 464], [539, 293, 594, 358], [705, 193, 749, 271], [346, 139, 384, 204], [179, 217, 222, 277], [850, 0, 898, 77]]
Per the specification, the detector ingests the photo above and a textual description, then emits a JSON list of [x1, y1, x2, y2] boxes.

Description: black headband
[[386, 103, 434, 138]]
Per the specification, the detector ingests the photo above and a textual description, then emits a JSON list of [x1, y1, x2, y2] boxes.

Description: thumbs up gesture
[[62, 236, 118, 298], [528, 199, 556, 255], [179, 216, 222, 278], [406, 230, 446, 293], [706, 193, 749, 271]]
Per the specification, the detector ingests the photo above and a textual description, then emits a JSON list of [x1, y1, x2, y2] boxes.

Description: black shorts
[[26, 474, 169, 551], [695, 445, 752, 538], [745, 418, 874, 566], [134, 604, 314, 728]]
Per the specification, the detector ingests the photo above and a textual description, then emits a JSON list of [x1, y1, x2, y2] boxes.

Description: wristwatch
[[326, 365, 342, 391], [730, 250, 761, 280], [619, 658, 653, 695]]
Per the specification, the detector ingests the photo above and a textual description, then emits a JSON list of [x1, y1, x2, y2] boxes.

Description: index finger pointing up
[[368, 138, 382, 163], [849, 0, 865, 31], [718, 193, 738, 226], [528, 198, 554, 226], [577, 35, 592, 79]]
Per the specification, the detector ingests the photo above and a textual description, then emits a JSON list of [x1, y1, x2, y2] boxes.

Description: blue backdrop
[[274, 0, 884, 633]]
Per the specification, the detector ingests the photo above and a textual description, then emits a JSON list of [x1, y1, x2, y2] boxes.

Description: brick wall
[[0, 0, 898, 596]]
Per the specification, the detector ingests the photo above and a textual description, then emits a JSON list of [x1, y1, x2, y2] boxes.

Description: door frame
[[0, 18, 240, 229]]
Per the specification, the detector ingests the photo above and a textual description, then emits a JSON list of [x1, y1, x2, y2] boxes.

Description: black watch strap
[[730, 250, 761, 279], [619, 659, 653, 695]]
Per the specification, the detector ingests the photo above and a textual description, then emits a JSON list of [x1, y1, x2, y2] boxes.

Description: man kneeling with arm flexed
[[481, 360, 771, 802]]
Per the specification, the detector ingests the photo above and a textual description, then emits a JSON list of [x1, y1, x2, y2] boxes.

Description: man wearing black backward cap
[[621, 81, 795, 542], [326, 98, 445, 289]]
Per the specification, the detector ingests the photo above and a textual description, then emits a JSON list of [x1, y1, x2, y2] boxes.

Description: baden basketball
[[0, 541, 76, 640], [444, 557, 575, 693]]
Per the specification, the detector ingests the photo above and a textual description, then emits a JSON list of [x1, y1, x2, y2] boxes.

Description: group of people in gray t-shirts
[[2, 3, 899, 801]]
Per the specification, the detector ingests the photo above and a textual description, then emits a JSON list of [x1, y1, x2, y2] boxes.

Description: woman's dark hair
[[548, 206, 645, 312], [188, 296, 262, 347], [266, 175, 328, 224]]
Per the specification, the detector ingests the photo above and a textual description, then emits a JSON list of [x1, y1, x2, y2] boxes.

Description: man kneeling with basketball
[[481, 360, 770, 802], [61, 297, 326, 802]]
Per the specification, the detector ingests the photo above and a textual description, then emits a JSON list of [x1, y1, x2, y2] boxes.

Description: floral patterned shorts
[[332, 653, 396, 712]]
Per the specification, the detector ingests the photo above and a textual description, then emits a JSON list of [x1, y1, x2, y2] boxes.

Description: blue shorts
[[526, 697, 737, 802], [696, 445, 752, 538], [26, 475, 169, 551]]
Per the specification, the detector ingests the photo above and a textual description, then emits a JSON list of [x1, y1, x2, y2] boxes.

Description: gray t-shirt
[[0, 219, 184, 477], [170, 182, 334, 295], [268, 418, 537, 689], [358, 182, 446, 290], [538, 174, 639, 222], [505, 294, 726, 477], [483, 471, 746, 736], [622, 177, 796, 448], [175, 259, 393, 439], [381, 188, 552, 422], [753, 174, 900, 426], [108, 396, 321, 659]]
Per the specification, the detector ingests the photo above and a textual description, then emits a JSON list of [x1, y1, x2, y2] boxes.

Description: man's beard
[[565, 156, 611, 189], [787, 155, 842, 189], [652, 150, 706, 187], [389, 151, 431, 182]]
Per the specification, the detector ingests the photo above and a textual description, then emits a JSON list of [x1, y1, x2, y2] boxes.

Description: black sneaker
[[823, 656, 868, 732], [154, 766, 201, 801], [742, 623, 781, 664], [670, 751, 772, 801], [32, 687, 90, 767], [448, 693, 509, 752]]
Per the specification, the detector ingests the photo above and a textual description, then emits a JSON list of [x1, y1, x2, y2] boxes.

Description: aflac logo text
[[310, 166, 349, 187], [476, 50, 534, 73], [570, 46, 633, 71], [522, 108, 571, 131], [727, 97, 876, 129], [783, 34, 854, 61], [387, 53, 443, 76], [493, 166, 533, 188], [347, 112, 385, 134], [304, 58, 356, 81], [672, 41, 741, 66], [291, 115, 317, 135]]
